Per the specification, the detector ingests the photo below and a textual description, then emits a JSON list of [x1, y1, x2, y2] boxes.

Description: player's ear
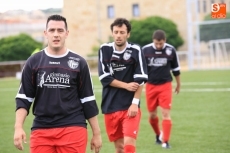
[[44, 30, 47, 38], [127, 32, 130, 38], [66, 30, 69, 36]]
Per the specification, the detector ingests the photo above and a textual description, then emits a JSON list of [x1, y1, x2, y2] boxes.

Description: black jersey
[[142, 43, 180, 85], [15, 48, 99, 130], [98, 42, 148, 114]]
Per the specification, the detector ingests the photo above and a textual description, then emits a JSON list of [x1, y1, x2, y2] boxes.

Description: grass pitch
[[0, 70, 229, 153]]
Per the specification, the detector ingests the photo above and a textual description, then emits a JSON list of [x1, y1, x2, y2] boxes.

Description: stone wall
[[63, 0, 229, 57]]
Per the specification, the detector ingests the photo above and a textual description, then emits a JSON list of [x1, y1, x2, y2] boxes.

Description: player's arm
[[14, 108, 27, 151], [174, 75, 181, 94], [79, 62, 102, 152], [109, 79, 140, 92], [78, 61, 99, 119], [88, 116, 102, 153], [14, 58, 35, 150], [171, 48, 181, 94], [172, 71, 181, 94], [79, 62, 99, 119], [131, 46, 148, 105], [134, 46, 148, 84], [128, 47, 148, 117], [98, 47, 115, 87], [127, 84, 143, 117]]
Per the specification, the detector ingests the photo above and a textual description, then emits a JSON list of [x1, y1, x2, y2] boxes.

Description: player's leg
[[123, 109, 141, 153], [55, 126, 87, 153], [160, 108, 172, 148], [104, 112, 124, 152], [123, 137, 136, 153], [149, 109, 162, 144], [30, 129, 57, 153], [114, 138, 124, 153], [159, 82, 172, 148], [145, 83, 161, 143]]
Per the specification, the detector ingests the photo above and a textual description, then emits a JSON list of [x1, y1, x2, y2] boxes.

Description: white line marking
[[181, 88, 230, 92], [92, 88, 230, 92], [175, 82, 230, 85], [1, 83, 230, 93], [0, 88, 18, 91]]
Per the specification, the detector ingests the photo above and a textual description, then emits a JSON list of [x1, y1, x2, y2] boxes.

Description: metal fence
[[186, 0, 230, 70]]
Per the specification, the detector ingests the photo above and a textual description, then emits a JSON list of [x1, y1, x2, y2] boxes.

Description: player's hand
[[14, 127, 27, 150], [175, 84, 180, 94], [126, 82, 139, 92], [90, 133, 102, 153], [127, 104, 138, 117]]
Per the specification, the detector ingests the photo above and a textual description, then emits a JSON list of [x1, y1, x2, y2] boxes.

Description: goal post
[[209, 39, 230, 69]]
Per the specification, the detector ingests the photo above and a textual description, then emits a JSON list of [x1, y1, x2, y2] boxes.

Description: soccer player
[[142, 29, 181, 149], [98, 18, 148, 153], [13, 14, 102, 153]]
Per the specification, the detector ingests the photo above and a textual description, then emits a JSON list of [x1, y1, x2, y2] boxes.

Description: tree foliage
[[0, 33, 43, 61], [200, 12, 230, 42], [129, 16, 184, 49]]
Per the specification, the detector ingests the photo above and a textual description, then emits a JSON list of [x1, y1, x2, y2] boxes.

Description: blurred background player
[[142, 29, 181, 149], [13, 14, 102, 153], [98, 18, 148, 153]]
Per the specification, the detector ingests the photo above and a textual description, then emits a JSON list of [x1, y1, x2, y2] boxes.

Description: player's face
[[153, 39, 165, 50], [112, 24, 130, 48], [44, 20, 69, 51]]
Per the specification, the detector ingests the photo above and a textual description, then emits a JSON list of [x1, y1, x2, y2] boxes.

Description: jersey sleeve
[[15, 57, 35, 114], [98, 47, 114, 87], [134, 48, 148, 85], [78, 62, 99, 119], [171, 48, 181, 76]]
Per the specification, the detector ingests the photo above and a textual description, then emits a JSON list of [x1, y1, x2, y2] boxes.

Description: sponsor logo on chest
[[37, 71, 70, 88], [148, 57, 167, 66], [49, 61, 60, 65]]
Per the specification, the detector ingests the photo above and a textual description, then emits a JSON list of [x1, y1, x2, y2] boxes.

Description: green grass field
[[0, 70, 230, 153]]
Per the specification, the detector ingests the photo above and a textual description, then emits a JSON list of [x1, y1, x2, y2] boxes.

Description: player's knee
[[124, 136, 136, 146], [114, 140, 124, 153], [162, 111, 170, 119], [149, 111, 157, 119], [115, 145, 124, 153]]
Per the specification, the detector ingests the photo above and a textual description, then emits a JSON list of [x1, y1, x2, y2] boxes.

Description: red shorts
[[30, 126, 87, 153], [145, 82, 172, 111], [104, 109, 141, 142]]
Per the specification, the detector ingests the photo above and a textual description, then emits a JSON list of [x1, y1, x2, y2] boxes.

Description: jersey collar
[[44, 48, 69, 58], [152, 43, 166, 50], [112, 42, 129, 54]]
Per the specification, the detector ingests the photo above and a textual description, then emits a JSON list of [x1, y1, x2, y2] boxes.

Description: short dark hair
[[110, 18, 131, 33], [46, 14, 68, 30], [152, 30, 166, 40]]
